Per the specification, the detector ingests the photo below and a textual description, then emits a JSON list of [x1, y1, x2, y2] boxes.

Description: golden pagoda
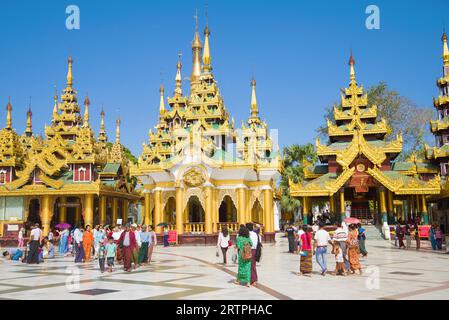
[[0, 57, 140, 239], [289, 52, 440, 233], [131, 19, 282, 243], [426, 32, 449, 219]]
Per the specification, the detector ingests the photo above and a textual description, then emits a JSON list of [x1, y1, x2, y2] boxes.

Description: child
[[98, 242, 106, 273], [332, 241, 347, 276], [18, 228, 24, 248], [105, 237, 117, 273]]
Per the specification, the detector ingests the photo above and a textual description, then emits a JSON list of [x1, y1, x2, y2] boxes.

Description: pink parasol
[[344, 217, 361, 225], [55, 223, 71, 229]]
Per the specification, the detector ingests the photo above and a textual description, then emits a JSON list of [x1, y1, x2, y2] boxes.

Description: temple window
[[79, 166, 87, 181]]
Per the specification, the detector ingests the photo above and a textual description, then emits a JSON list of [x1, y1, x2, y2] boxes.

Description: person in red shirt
[[118, 224, 136, 272]]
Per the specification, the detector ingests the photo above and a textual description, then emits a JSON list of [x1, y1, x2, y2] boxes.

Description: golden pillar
[[111, 198, 118, 226], [40, 195, 53, 236], [421, 195, 429, 224], [379, 188, 387, 224], [205, 186, 213, 234], [144, 192, 151, 226], [212, 188, 218, 233], [99, 196, 107, 225], [154, 189, 162, 233], [237, 187, 247, 224], [59, 196, 67, 223], [263, 188, 274, 233], [302, 196, 309, 225], [122, 199, 129, 224], [329, 195, 335, 214], [84, 194, 94, 228], [74, 203, 81, 226], [339, 189, 345, 222], [175, 187, 184, 235]]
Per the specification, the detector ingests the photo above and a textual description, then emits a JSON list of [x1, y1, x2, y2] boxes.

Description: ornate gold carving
[[183, 167, 206, 188]]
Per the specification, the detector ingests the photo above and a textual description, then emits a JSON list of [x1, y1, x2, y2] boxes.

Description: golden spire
[[175, 52, 183, 97], [349, 50, 356, 84], [159, 84, 166, 114], [83, 95, 90, 126], [100, 108, 105, 132], [115, 115, 121, 144], [202, 24, 212, 73], [442, 31, 449, 67], [250, 78, 259, 118], [25, 105, 32, 135], [67, 56, 73, 87], [52, 88, 58, 123], [191, 11, 203, 85], [6, 98, 12, 130]]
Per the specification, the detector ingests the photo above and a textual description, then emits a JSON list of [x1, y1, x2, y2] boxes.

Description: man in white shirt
[[27, 223, 42, 264], [334, 221, 349, 271], [313, 222, 333, 276], [246, 223, 259, 286], [73, 225, 85, 263]]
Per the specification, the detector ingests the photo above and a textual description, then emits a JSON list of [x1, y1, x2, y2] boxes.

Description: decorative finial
[[26, 105, 32, 135], [202, 21, 212, 73], [6, 97, 12, 129], [67, 56, 73, 87], [159, 84, 166, 114], [115, 115, 121, 144], [349, 49, 356, 84], [250, 78, 259, 118], [52, 87, 58, 123], [442, 31, 449, 67], [175, 52, 183, 97], [191, 11, 203, 85], [83, 94, 90, 126]]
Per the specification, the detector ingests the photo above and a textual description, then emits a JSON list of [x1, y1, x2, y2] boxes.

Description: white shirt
[[73, 228, 83, 244], [134, 230, 141, 246], [297, 229, 305, 237], [112, 231, 121, 241], [249, 231, 259, 250], [334, 227, 348, 242], [312, 225, 319, 233], [314, 229, 331, 247], [30, 228, 41, 241], [217, 232, 230, 248]]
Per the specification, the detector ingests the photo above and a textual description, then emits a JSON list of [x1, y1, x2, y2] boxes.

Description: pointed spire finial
[[6, 97, 12, 129], [442, 30, 449, 66], [175, 52, 183, 97], [83, 94, 90, 126], [159, 84, 166, 114], [250, 78, 259, 119], [202, 17, 212, 73], [67, 56, 73, 87], [26, 98, 32, 135], [116, 115, 121, 144], [52, 86, 58, 123], [349, 49, 356, 84], [191, 10, 203, 85]]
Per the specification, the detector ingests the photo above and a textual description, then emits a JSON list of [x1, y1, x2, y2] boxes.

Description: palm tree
[[280, 143, 318, 215]]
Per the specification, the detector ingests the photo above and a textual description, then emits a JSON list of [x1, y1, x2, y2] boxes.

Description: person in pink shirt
[[297, 225, 313, 276]]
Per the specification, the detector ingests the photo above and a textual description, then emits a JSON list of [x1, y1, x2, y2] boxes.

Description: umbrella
[[344, 217, 360, 225], [157, 222, 169, 227], [55, 223, 71, 229]]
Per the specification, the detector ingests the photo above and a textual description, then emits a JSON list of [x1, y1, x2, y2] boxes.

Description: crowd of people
[[285, 221, 367, 277], [3, 223, 159, 273]]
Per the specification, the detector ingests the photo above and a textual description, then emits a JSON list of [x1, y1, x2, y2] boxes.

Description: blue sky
[[0, 0, 448, 156]]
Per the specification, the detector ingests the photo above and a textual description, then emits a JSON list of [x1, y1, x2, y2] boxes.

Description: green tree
[[280, 143, 318, 213], [316, 82, 433, 156]]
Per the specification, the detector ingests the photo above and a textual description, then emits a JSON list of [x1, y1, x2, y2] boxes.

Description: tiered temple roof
[[0, 57, 135, 196], [290, 53, 440, 197], [132, 20, 281, 176]]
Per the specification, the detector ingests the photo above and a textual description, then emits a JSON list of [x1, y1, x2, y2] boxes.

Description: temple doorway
[[219, 196, 237, 222], [163, 197, 176, 224], [26, 199, 41, 227], [187, 196, 204, 223]]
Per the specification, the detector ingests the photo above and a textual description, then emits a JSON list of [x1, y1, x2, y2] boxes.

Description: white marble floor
[[0, 236, 448, 300]]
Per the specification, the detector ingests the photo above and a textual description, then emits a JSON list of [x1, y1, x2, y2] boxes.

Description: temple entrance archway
[[219, 195, 237, 222], [251, 199, 263, 224], [27, 198, 41, 227], [163, 197, 176, 224], [186, 196, 204, 223]]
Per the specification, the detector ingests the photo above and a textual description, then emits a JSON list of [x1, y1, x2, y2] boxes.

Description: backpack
[[241, 242, 252, 261]]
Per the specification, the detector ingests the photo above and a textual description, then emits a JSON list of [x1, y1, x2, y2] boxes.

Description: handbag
[[228, 240, 232, 247], [299, 251, 307, 257], [216, 248, 219, 257], [231, 251, 238, 263]]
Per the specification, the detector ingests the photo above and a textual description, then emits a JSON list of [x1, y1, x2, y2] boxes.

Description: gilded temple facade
[[130, 21, 282, 243], [289, 53, 440, 236], [0, 57, 140, 241]]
